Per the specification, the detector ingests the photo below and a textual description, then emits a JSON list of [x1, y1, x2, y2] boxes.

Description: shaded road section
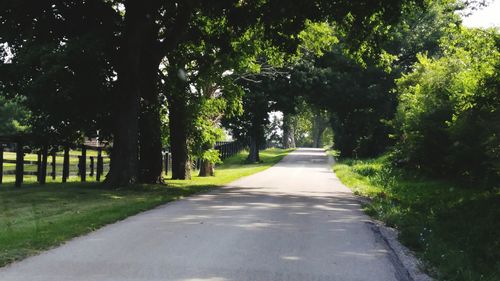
[[0, 148, 400, 281]]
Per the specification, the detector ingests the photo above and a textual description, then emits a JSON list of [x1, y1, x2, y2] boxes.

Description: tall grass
[[334, 156, 500, 281]]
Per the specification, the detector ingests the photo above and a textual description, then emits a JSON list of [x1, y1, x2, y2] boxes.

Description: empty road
[[0, 148, 401, 281]]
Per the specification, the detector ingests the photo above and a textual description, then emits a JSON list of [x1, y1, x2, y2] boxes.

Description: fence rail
[[0, 142, 110, 187], [1, 137, 246, 187], [162, 140, 246, 175]]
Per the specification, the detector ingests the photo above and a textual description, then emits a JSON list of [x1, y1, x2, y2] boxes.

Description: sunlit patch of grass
[[0, 148, 291, 267], [334, 156, 500, 281]]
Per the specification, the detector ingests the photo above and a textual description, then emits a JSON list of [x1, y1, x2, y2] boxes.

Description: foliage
[[393, 27, 500, 183], [384, 0, 461, 71], [334, 156, 500, 281], [297, 20, 338, 57], [284, 0, 460, 156], [223, 79, 271, 147], [0, 1, 118, 143], [0, 0, 423, 183], [290, 48, 396, 156], [294, 111, 314, 147], [159, 103, 170, 147], [321, 127, 334, 148], [264, 114, 282, 147], [188, 86, 238, 163], [0, 96, 29, 135]]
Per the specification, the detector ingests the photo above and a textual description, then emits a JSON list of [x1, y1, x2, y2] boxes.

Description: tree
[[282, 113, 296, 149], [0, 96, 28, 136], [282, 0, 460, 157], [288, 46, 396, 157], [1, 0, 422, 185], [0, 1, 118, 145], [311, 110, 329, 148], [224, 78, 271, 163], [393, 27, 500, 183]]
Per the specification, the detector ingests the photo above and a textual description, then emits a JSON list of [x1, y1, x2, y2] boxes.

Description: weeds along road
[[0, 148, 401, 281]]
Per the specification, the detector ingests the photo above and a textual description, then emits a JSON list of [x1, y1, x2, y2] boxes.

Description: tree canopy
[[2, 0, 498, 186]]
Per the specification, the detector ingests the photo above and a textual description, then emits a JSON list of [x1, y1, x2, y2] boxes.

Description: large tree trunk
[[106, 1, 146, 186], [282, 113, 296, 149], [107, 0, 192, 185], [198, 160, 215, 177], [138, 24, 163, 184], [247, 121, 263, 163], [138, 75, 162, 183], [168, 94, 191, 180], [247, 136, 260, 163], [198, 143, 215, 177]]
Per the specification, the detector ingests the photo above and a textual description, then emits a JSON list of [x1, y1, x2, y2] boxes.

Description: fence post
[[80, 145, 86, 182], [15, 142, 24, 187], [0, 145, 3, 185], [78, 156, 82, 177], [62, 146, 69, 183], [40, 145, 48, 184], [37, 150, 42, 182], [51, 150, 56, 180], [96, 147, 103, 182], [89, 156, 94, 177]]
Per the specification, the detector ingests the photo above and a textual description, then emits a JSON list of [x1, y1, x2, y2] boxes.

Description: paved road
[[0, 148, 400, 281]]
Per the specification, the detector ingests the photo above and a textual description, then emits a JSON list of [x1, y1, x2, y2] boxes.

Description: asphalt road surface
[[0, 148, 401, 281]]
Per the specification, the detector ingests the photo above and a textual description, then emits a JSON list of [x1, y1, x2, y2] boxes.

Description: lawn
[[0, 148, 292, 267], [334, 156, 500, 281]]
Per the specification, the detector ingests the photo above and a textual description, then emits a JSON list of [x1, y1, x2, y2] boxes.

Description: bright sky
[[461, 0, 500, 28]]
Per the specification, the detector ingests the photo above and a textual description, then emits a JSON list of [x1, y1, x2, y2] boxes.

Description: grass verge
[[0, 148, 292, 267], [334, 156, 499, 281]]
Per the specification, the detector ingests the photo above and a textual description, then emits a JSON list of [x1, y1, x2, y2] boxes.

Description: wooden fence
[[1, 138, 245, 187], [0, 139, 110, 187], [163, 140, 246, 173]]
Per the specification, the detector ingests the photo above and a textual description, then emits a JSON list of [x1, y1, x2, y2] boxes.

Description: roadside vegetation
[[334, 156, 499, 281], [1, 1, 498, 279], [0, 148, 291, 267]]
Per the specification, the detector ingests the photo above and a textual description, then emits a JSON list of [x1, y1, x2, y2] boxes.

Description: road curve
[[0, 148, 400, 281]]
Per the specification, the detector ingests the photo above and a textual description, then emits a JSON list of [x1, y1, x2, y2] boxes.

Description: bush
[[393, 28, 500, 185]]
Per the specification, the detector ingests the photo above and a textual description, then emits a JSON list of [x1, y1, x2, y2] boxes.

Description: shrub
[[393, 28, 500, 185]]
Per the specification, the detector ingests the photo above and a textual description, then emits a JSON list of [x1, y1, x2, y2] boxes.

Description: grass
[[0, 148, 292, 267], [333, 155, 500, 281]]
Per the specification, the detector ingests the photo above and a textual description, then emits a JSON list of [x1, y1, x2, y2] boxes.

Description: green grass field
[[0, 148, 292, 267], [334, 156, 500, 281]]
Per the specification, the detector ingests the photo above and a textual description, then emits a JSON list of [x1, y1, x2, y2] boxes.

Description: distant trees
[[287, 45, 396, 156], [282, 0, 461, 157], [223, 79, 271, 163]]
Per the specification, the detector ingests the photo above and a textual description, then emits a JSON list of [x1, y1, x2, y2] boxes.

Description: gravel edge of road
[[328, 153, 433, 281], [367, 220, 433, 281]]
